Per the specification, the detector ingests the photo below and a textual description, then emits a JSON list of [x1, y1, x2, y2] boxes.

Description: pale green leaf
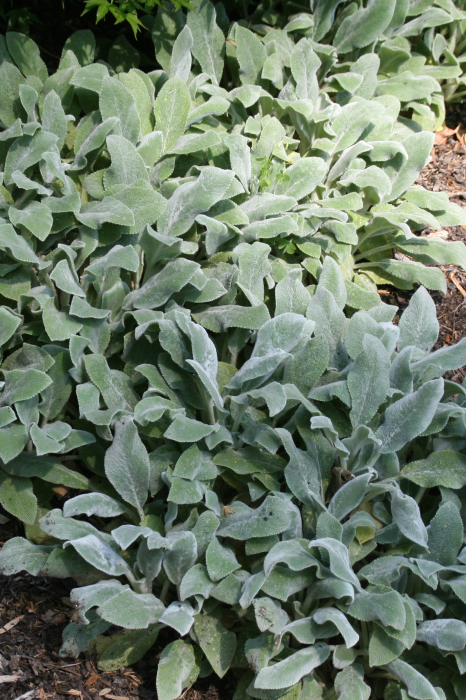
[[104, 418, 149, 518], [194, 614, 236, 679]]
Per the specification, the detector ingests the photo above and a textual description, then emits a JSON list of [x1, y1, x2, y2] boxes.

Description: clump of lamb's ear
[[0, 4, 466, 698]]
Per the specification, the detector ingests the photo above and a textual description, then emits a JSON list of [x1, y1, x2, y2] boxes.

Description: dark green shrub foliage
[[0, 2, 466, 698]]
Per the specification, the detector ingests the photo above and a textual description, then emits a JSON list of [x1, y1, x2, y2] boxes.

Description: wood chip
[[12, 690, 37, 700], [450, 274, 466, 298], [434, 125, 459, 145], [0, 615, 24, 634], [53, 486, 69, 497], [424, 229, 449, 239], [0, 674, 22, 682], [85, 673, 99, 687], [104, 695, 129, 700], [99, 691, 112, 697]]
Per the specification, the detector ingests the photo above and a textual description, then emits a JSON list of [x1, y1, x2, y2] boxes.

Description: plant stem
[[360, 621, 369, 649], [353, 244, 395, 262], [159, 577, 170, 604], [231, 402, 247, 433], [415, 487, 426, 504]]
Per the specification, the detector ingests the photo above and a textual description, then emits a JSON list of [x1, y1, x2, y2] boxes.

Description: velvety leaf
[[375, 379, 444, 454], [40, 509, 105, 542], [3, 453, 90, 489], [158, 601, 195, 636], [64, 534, 132, 578], [277, 428, 325, 508], [156, 640, 196, 700], [163, 531, 197, 585], [348, 587, 406, 630], [97, 589, 164, 629], [158, 167, 235, 238], [348, 335, 390, 428], [235, 26, 266, 86], [153, 76, 190, 152], [125, 258, 199, 310], [169, 25, 193, 83], [290, 38, 320, 103], [5, 131, 58, 187], [173, 444, 217, 480], [100, 75, 141, 145], [64, 494, 126, 519], [9, 202, 53, 241], [42, 298, 83, 342], [76, 197, 135, 229], [84, 354, 138, 410], [309, 538, 360, 588], [401, 451, 466, 489], [104, 135, 149, 188], [0, 468, 37, 524], [255, 643, 330, 690], [0, 368, 52, 407], [313, 608, 358, 648], [385, 659, 441, 700], [194, 614, 236, 679], [0, 537, 53, 576], [427, 502, 463, 567], [334, 664, 370, 700], [72, 117, 119, 170], [328, 474, 372, 522], [0, 62, 25, 127], [61, 618, 111, 659], [416, 619, 466, 652], [253, 597, 289, 634], [187, 0, 224, 85], [0, 307, 21, 347], [0, 223, 48, 268], [104, 418, 149, 519], [97, 625, 160, 671], [411, 337, 466, 377], [206, 538, 240, 582], [224, 134, 251, 193], [217, 496, 292, 540], [391, 488, 428, 548], [164, 415, 216, 443], [7, 32, 48, 81]]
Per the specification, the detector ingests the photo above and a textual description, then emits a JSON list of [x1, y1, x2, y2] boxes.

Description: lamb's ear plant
[[1, 7, 466, 700], [4, 278, 466, 700], [227, 0, 466, 119]]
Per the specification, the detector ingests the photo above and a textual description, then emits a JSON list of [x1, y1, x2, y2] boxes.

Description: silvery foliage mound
[[0, 4, 466, 699], [3, 276, 466, 700], [285, 0, 466, 112], [0, 3, 466, 302]]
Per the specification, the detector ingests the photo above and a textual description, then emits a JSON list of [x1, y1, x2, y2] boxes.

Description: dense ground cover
[[1, 2, 466, 699]]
